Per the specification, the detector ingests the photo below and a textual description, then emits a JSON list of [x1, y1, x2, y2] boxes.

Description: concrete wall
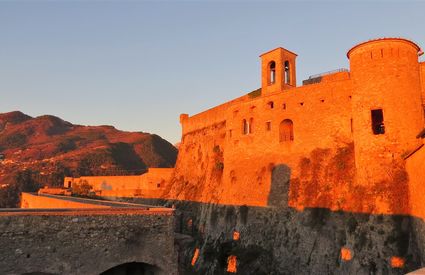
[[0, 208, 177, 275], [64, 168, 174, 198], [21, 192, 110, 209]]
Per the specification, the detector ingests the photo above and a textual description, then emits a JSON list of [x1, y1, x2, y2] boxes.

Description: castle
[[62, 37, 425, 219]]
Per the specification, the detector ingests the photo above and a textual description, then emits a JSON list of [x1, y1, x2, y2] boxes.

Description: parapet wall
[[181, 94, 249, 135], [21, 192, 109, 209]]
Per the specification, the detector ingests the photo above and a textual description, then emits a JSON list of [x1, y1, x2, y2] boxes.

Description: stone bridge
[[0, 194, 178, 275]]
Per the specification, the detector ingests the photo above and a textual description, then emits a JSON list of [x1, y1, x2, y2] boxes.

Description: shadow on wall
[[100, 262, 160, 275], [267, 164, 291, 208]]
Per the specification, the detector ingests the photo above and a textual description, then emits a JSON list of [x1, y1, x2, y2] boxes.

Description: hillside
[[0, 111, 178, 188]]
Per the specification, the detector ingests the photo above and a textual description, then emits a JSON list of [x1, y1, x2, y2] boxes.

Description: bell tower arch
[[260, 47, 297, 94]]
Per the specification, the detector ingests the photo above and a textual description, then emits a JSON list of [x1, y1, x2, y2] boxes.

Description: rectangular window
[[266, 121, 271, 131], [371, 109, 385, 135]]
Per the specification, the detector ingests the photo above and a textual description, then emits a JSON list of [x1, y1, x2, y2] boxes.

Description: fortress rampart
[[60, 38, 425, 221], [168, 38, 425, 218]]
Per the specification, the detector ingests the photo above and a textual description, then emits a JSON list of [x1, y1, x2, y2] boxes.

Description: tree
[[72, 180, 93, 197], [0, 169, 41, 208]]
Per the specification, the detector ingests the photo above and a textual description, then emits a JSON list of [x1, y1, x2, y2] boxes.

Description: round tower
[[348, 38, 424, 186]]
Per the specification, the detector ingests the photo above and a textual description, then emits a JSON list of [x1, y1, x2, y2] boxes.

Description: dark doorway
[[100, 262, 159, 275]]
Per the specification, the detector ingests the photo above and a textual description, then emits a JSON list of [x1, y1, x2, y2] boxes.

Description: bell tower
[[260, 47, 297, 94]]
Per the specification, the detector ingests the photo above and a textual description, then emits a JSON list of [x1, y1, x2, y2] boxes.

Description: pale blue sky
[[0, 1, 424, 143]]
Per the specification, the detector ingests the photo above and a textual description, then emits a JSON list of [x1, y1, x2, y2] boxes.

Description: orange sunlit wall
[[20, 192, 109, 209], [168, 38, 425, 219], [65, 168, 174, 198]]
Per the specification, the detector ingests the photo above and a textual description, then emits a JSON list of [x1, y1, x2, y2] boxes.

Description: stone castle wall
[[165, 38, 425, 220]]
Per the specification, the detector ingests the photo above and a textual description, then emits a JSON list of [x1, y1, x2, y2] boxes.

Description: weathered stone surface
[[118, 197, 424, 275], [0, 210, 177, 275]]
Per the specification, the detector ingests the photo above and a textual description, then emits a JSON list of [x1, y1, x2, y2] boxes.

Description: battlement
[[302, 68, 349, 85]]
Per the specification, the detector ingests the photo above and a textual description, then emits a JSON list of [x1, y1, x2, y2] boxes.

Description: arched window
[[269, 61, 276, 85], [279, 119, 294, 142], [284, 61, 290, 85], [249, 118, 254, 134]]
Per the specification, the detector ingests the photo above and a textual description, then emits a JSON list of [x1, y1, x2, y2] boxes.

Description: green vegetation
[[0, 133, 27, 148], [56, 137, 77, 153], [0, 170, 41, 208], [72, 180, 94, 197]]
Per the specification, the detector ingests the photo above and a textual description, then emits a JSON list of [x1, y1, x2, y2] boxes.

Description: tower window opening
[[283, 103, 286, 110], [266, 121, 271, 131], [267, 101, 274, 109], [284, 61, 290, 84], [371, 109, 385, 135], [269, 61, 276, 85], [279, 119, 294, 142]]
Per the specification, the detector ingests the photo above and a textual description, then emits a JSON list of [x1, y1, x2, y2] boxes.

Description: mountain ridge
[[0, 111, 178, 188]]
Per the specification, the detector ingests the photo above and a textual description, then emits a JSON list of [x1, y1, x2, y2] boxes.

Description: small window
[[242, 119, 248, 135], [266, 121, 271, 131], [300, 102, 304, 106], [282, 103, 286, 110], [371, 109, 385, 135], [267, 101, 274, 109], [269, 61, 276, 85], [229, 129, 233, 138], [157, 183, 161, 188], [350, 118, 353, 133]]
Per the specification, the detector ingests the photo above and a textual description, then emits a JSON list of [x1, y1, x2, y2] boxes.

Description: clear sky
[[1, 1, 424, 144]]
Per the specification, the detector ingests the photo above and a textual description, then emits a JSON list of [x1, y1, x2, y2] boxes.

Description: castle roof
[[347, 37, 421, 58]]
